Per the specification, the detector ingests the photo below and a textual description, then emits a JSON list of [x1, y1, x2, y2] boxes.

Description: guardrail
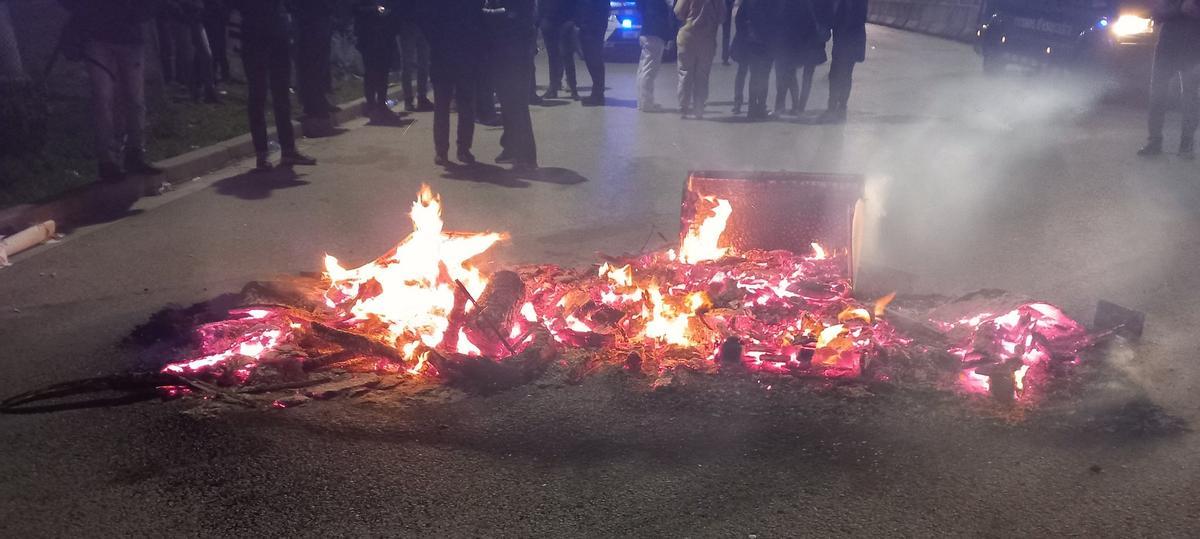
[[868, 0, 987, 43]]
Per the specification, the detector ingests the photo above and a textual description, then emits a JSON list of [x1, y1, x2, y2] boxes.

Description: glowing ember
[[679, 196, 732, 264]]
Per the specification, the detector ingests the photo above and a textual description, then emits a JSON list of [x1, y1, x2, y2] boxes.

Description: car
[[602, 0, 678, 62], [976, 0, 1157, 86]]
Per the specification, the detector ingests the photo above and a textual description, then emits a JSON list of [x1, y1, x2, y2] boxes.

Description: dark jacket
[[229, 0, 290, 42], [483, 0, 538, 47], [353, 0, 401, 51], [731, 0, 773, 62], [1153, 1, 1200, 66], [773, 0, 829, 65], [60, 0, 161, 46], [636, 0, 673, 40], [417, 0, 485, 77], [829, 0, 867, 64], [574, 0, 611, 26], [540, 0, 576, 24]]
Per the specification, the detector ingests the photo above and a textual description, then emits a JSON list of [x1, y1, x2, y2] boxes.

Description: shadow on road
[[213, 168, 311, 200], [439, 163, 589, 188]]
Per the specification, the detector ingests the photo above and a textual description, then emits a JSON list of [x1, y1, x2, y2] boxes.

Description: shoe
[[324, 102, 343, 114], [1137, 139, 1163, 157], [542, 89, 560, 99], [638, 103, 663, 113], [581, 94, 605, 107], [99, 162, 126, 182], [530, 93, 544, 105], [435, 154, 451, 167], [404, 100, 417, 112], [569, 90, 580, 100], [1181, 139, 1196, 160], [370, 108, 404, 125], [457, 149, 477, 165], [495, 151, 514, 164], [732, 102, 742, 115], [818, 108, 847, 124], [416, 98, 435, 111], [280, 151, 317, 166], [477, 115, 503, 127], [253, 153, 273, 172], [694, 111, 704, 120], [124, 157, 163, 176]]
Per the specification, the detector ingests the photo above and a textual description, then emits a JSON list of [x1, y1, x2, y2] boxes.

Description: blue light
[[622, 19, 633, 29], [1099, 18, 1108, 27]]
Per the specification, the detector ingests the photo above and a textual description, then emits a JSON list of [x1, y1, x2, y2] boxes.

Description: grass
[[0, 72, 363, 210]]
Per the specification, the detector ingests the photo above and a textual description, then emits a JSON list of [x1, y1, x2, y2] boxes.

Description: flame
[[164, 328, 283, 375], [456, 329, 482, 356], [642, 282, 706, 346], [322, 184, 504, 366], [599, 263, 634, 287], [679, 197, 732, 264], [873, 292, 896, 318], [811, 243, 827, 260], [837, 307, 872, 324]]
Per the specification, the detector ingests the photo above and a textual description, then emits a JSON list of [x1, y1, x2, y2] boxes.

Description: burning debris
[[152, 183, 1096, 406]]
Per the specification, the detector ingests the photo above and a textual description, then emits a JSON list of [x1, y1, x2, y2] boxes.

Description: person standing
[[1138, 0, 1200, 159], [721, 0, 735, 64], [484, 0, 539, 170], [773, 0, 828, 116], [291, 0, 338, 122], [635, 0, 672, 111], [820, 0, 867, 124], [230, 0, 317, 171], [203, 0, 231, 83], [736, 0, 773, 119], [539, 0, 578, 99], [419, 0, 483, 166], [576, 0, 611, 106], [60, 0, 164, 182], [354, 0, 403, 124], [397, 0, 434, 112], [729, 0, 750, 114], [675, 0, 726, 119]]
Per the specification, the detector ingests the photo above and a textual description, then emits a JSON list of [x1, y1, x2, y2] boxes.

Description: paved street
[[2, 26, 1199, 536]]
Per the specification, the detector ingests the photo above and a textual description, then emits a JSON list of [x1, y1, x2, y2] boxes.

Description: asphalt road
[[2, 26, 1199, 536]]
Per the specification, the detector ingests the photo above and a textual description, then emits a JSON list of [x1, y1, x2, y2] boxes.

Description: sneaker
[[457, 149, 477, 165], [495, 151, 514, 164], [1137, 139, 1163, 157], [280, 151, 317, 166], [124, 158, 164, 176], [99, 162, 126, 182], [581, 94, 605, 107], [542, 89, 560, 100], [434, 154, 451, 167], [416, 98, 435, 112]]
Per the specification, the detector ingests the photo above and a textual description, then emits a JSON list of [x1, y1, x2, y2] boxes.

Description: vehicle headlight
[[1110, 14, 1153, 36]]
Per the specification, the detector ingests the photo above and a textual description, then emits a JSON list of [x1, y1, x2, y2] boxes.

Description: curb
[[0, 89, 400, 236]]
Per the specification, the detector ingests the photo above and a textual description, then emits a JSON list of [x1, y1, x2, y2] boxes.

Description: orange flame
[[873, 292, 896, 318], [323, 185, 505, 365], [679, 197, 732, 264]]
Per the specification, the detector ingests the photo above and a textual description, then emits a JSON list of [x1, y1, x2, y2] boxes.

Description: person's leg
[[114, 43, 154, 172], [416, 30, 431, 105], [542, 21, 564, 93], [838, 62, 856, 109], [241, 43, 271, 159], [563, 22, 579, 95], [85, 42, 121, 176], [1145, 56, 1174, 152], [494, 47, 537, 166], [399, 25, 416, 108], [171, 19, 195, 94], [1180, 65, 1200, 156], [455, 69, 477, 160], [204, 8, 230, 81], [433, 76, 452, 160], [267, 37, 298, 154], [721, 0, 733, 63], [579, 19, 606, 99], [823, 60, 852, 123], [156, 17, 176, 84], [733, 61, 748, 112], [677, 47, 693, 114], [637, 36, 664, 110], [748, 58, 770, 118], [189, 22, 217, 101], [773, 59, 790, 112], [797, 64, 815, 113], [693, 41, 715, 116]]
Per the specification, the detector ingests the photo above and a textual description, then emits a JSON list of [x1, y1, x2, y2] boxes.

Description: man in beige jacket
[[675, 0, 726, 118]]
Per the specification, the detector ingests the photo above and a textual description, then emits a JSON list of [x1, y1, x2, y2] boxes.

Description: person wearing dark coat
[[60, 0, 164, 182], [721, 0, 735, 64], [418, 0, 484, 165], [354, 0, 404, 124], [485, 0, 539, 170], [396, 0, 434, 112], [164, 0, 218, 103], [1138, 0, 1200, 158], [290, 0, 338, 119], [635, 0, 673, 111], [576, 0, 611, 106], [772, 0, 828, 116], [540, 0, 579, 99], [734, 0, 775, 120], [820, 0, 867, 124], [229, 0, 318, 170]]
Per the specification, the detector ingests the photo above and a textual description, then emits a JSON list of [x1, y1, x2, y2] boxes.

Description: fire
[[811, 243, 827, 260], [323, 184, 504, 364], [679, 196, 732, 264]]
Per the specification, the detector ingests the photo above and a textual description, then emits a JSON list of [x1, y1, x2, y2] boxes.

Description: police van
[[976, 0, 1157, 82]]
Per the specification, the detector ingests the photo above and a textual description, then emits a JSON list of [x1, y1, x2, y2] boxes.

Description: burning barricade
[[150, 176, 1095, 407]]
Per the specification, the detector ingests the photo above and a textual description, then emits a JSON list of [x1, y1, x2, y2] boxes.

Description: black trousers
[[400, 22, 431, 102], [733, 60, 749, 105], [828, 61, 856, 110], [1148, 59, 1200, 143], [242, 36, 296, 154], [578, 18, 606, 95], [203, 7, 230, 80], [296, 13, 334, 115], [433, 66, 478, 156], [747, 58, 772, 116], [722, 0, 734, 62], [361, 40, 395, 109], [542, 19, 578, 92], [493, 42, 537, 164], [775, 61, 816, 112]]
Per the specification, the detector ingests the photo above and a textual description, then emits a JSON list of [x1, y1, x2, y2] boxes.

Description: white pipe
[[0, 220, 56, 267]]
